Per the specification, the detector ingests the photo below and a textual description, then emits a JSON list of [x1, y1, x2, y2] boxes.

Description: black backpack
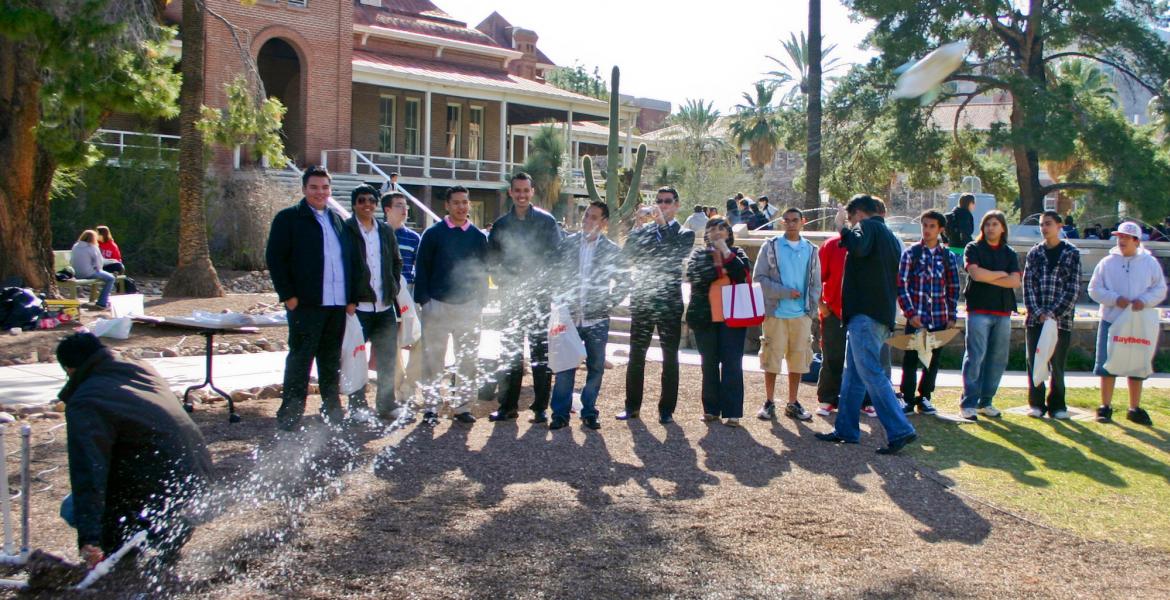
[[0, 287, 44, 331]]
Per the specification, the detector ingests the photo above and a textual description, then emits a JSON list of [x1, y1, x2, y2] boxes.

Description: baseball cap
[[1111, 221, 1142, 239]]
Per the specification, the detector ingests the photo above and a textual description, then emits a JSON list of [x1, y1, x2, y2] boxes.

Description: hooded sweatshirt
[[1087, 245, 1167, 323]]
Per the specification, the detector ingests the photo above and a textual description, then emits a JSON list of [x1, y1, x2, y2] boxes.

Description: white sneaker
[[861, 406, 877, 418], [1027, 407, 1044, 418], [978, 405, 1002, 418], [1051, 410, 1071, 420], [815, 403, 834, 417], [960, 407, 978, 420]]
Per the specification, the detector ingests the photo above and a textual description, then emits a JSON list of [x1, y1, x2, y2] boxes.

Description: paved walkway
[[3, 328, 1166, 407]]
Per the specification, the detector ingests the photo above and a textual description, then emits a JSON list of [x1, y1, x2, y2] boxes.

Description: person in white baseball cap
[[1087, 220, 1168, 425]]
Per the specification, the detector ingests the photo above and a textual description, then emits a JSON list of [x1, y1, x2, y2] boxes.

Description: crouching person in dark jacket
[[56, 333, 212, 568]]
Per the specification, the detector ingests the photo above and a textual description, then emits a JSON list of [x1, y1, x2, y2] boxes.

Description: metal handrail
[[352, 150, 439, 228]]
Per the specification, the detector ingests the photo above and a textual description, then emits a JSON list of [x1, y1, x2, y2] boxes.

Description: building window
[[378, 95, 395, 154], [288, 0, 307, 7], [359, 0, 380, 5], [446, 104, 462, 158], [468, 106, 484, 161], [404, 98, 420, 155]]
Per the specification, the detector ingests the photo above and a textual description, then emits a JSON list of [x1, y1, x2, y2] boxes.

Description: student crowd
[[49, 168, 1166, 569]]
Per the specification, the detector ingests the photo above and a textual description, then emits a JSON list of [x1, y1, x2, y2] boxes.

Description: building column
[[500, 100, 508, 179], [565, 108, 574, 168], [424, 89, 433, 177]]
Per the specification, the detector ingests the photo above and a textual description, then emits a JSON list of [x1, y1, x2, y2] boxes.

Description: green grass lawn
[[907, 387, 1170, 549]]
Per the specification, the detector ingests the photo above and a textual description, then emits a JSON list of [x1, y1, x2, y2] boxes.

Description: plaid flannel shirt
[[897, 242, 960, 330], [1023, 241, 1081, 330]]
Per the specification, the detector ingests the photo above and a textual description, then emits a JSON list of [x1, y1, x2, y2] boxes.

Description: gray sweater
[[753, 236, 822, 318], [70, 241, 104, 278]]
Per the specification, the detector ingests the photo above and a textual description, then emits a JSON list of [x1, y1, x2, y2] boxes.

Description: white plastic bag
[[1031, 319, 1058, 387], [547, 303, 587, 373], [1103, 307, 1160, 379], [340, 313, 369, 395], [396, 275, 421, 347], [90, 317, 132, 340]]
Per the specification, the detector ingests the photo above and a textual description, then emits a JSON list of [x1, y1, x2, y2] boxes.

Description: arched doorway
[[257, 38, 304, 165]]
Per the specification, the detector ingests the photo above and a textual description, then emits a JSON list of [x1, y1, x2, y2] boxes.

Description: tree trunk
[[1011, 28, 1047, 223], [164, 0, 224, 298], [804, 0, 823, 210], [0, 36, 56, 293]]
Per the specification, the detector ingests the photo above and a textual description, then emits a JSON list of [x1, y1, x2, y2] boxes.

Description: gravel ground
[[4, 363, 1168, 599]]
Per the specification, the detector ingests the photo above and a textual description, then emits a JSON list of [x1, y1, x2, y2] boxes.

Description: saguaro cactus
[[582, 66, 647, 237]]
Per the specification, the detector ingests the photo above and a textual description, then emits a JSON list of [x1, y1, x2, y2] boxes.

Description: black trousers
[[350, 309, 399, 415], [1026, 324, 1070, 414], [497, 292, 552, 414], [817, 311, 846, 405], [900, 325, 944, 401], [624, 302, 683, 416], [278, 305, 346, 429]]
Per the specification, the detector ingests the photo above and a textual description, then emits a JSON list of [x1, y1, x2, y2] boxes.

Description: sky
[[431, 0, 879, 114]]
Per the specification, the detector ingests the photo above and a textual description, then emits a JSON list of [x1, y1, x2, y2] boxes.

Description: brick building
[[106, 0, 667, 224]]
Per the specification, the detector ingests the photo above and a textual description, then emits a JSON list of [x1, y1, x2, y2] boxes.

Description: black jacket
[[553, 233, 631, 322], [488, 205, 562, 290], [839, 216, 903, 330], [946, 206, 975, 248], [59, 349, 212, 553], [344, 216, 403, 313], [622, 221, 695, 312], [685, 245, 751, 327], [265, 199, 354, 307]]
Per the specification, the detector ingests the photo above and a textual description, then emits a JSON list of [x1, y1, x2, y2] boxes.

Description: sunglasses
[[354, 196, 378, 205], [655, 198, 674, 205]]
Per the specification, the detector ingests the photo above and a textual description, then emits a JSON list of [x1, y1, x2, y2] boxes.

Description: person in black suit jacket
[[547, 200, 630, 430], [265, 166, 354, 430], [618, 186, 695, 424], [342, 184, 403, 421]]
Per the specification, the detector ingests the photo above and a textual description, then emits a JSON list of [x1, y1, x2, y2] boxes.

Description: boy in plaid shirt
[[896, 210, 960, 414], [1023, 210, 1081, 419]]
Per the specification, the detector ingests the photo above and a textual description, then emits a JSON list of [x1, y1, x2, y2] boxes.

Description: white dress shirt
[[356, 219, 391, 313], [313, 207, 347, 307]]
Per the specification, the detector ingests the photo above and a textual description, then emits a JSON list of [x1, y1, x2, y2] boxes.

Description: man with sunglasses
[[618, 186, 695, 424], [342, 184, 403, 421]]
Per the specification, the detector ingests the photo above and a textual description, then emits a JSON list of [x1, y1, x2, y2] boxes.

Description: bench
[[53, 250, 126, 301]]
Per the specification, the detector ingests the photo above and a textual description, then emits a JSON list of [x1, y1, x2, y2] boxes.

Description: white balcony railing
[[93, 129, 180, 163]]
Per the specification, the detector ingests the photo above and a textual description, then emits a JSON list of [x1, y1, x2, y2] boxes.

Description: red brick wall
[[204, 0, 353, 169]]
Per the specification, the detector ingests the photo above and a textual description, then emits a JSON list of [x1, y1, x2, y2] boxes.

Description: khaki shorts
[[759, 315, 813, 374]]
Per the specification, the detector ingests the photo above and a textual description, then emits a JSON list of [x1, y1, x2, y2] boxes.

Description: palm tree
[[728, 81, 784, 170], [671, 99, 721, 142], [520, 124, 564, 209], [1056, 59, 1117, 106], [765, 31, 843, 106]]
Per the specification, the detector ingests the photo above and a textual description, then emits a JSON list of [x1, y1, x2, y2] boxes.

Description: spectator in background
[[683, 204, 710, 232], [945, 193, 976, 254], [1087, 221, 1167, 426], [1061, 214, 1079, 239], [756, 195, 778, 229], [1023, 211, 1081, 420], [706, 206, 719, 219], [95, 226, 124, 274], [725, 198, 741, 226], [71, 229, 116, 310]]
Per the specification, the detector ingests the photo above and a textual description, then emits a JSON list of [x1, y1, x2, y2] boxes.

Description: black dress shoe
[[582, 417, 601, 430], [548, 416, 569, 430], [488, 410, 518, 422], [877, 432, 918, 455], [452, 411, 476, 424], [615, 410, 639, 421], [422, 411, 439, 426], [658, 414, 674, 424], [529, 411, 548, 424], [814, 431, 858, 444]]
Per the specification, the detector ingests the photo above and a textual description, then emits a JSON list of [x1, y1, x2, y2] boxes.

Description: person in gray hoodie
[[1087, 221, 1167, 425], [753, 207, 822, 421]]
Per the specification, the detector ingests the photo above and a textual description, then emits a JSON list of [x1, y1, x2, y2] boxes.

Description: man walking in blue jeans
[[548, 201, 630, 430], [815, 194, 917, 454]]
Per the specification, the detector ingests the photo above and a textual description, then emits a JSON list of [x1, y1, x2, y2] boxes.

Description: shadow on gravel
[[628, 421, 719, 500]]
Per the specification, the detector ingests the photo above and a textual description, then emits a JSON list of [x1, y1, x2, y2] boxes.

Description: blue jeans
[[960, 313, 1011, 409], [834, 315, 915, 443], [91, 270, 116, 307], [551, 321, 609, 420], [692, 322, 747, 419]]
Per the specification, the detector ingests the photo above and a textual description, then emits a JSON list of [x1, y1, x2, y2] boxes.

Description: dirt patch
[[4, 365, 1168, 598]]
